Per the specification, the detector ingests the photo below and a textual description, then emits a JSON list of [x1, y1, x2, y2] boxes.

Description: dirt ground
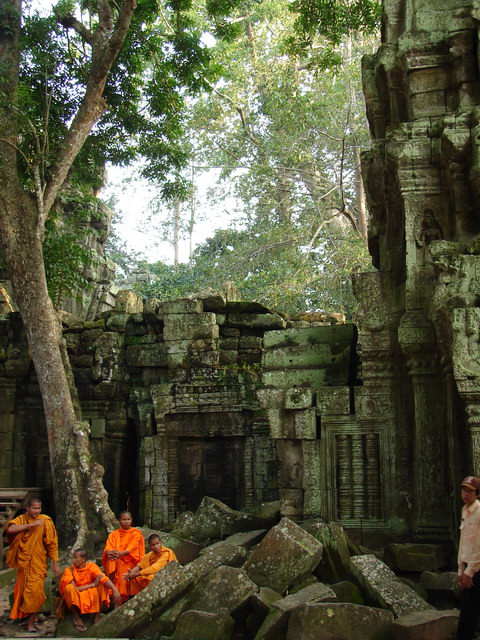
[[0, 584, 58, 639]]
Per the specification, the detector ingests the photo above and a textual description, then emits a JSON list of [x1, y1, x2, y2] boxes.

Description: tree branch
[[43, 0, 137, 217]]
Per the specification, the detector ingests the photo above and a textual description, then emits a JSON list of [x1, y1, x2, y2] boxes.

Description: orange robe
[[6, 514, 58, 620], [102, 527, 145, 602], [129, 546, 178, 596], [59, 562, 109, 614]]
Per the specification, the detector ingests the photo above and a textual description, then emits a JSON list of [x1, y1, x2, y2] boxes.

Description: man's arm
[[7, 520, 44, 533]]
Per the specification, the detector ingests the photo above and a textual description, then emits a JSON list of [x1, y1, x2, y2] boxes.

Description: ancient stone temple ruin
[[3, 0, 480, 549]]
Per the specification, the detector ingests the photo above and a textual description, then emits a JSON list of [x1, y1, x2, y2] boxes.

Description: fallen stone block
[[159, 533, 203, 565], [89, 561, 193, 638], [391, 609, 459, 640], [141, 595, 190, 637], [188, 566, 259, 615], [172, 609, 235, 640], [273, 582, 336, 611], [303, 521, 353, 583], [200, 530, 268, 554], [330, 580, 364, 605], [170, 496, 275, 543], [90, 542, 248, 638], [252, 582, 336, 640], [115, 289, 143, 313], [244, 517, 323, 593], [420, 571, 460, 602], [350, 555, 433, 617], [286, 602, 394, 640], [384, 543, 450, 572]]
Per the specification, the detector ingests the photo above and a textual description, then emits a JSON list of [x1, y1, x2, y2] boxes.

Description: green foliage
[[134, 225, 372, 318], [135, 0, 377, 315], [43, 220, 95, 309]]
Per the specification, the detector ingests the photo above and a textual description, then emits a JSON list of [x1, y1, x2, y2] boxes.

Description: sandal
[[73, 622, 87, 632]]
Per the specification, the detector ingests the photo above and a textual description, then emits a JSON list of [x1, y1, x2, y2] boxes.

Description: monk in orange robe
[[101, 511, 145, 603], [6, 497, 61, 633], [59, 549, 121, 632], [122, 533, 178, 595]]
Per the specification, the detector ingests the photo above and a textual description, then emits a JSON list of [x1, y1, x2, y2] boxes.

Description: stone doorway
[[178, 437, 244, 512]]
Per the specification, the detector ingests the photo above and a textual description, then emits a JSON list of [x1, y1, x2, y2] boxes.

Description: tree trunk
[[354, 146, 368, 244], [0, 0, 134, 549], [0, 193, 116, 548], [173, 198, 181, 265]]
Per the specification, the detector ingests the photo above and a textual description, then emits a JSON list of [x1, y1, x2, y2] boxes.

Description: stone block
[[219, 350, 238, 365], [316, 387, 351, 415], [188, 565, 259, 614], [244, 517, 323, 593], [384, 543, 450, 572], [106, 313, 129, 331], [410, 89, 448, 118], [273, 583, 336, 611], [163, 298, 204, 314], [263, 325, 353, 349], [115, 289, 143, 313], [350, 555, 433, 617], [171, 497, 275, 543], [172, 610, 235, 640], [239, 335, 263, 349], [420, 571, 459, 597], [126, 343, 168, 367], [228, 313, 286, 329], [286, 602, 394, 640], [262, 344, 331, 369], [89, 561, 193, 638], [330, 580, 364, 605], [304, 522, 353, 583], [284, 388, 313, 409], [202, 530, 268, 553], [262, 369, 326, 389], [256, 389, 285, 409], [294, 409, 316, 439], [142, 596, 190, 637], [391, 609, 459, 640], [219, 337, 239, 350]]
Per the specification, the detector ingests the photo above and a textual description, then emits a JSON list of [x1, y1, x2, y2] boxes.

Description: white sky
[[31, 0, 231, 264]]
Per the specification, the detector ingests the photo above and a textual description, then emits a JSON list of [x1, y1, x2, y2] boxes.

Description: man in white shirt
[[457, 475, 480, 640]]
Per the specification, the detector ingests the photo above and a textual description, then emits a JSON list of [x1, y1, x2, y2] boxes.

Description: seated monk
[[60, 549, 121, 632], [122, 533, 178, 595], [102, 511, 145, 603]]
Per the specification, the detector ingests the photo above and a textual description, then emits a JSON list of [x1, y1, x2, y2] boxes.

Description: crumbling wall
[[1, 291, 394, 539]]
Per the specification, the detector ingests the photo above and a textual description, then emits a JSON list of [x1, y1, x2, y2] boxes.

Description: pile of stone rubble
[[55, 498, 460, 640]]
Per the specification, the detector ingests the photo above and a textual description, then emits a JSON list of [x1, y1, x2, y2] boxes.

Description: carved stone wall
[[359, 0, 480, 540], [1, 292, 398, 540]]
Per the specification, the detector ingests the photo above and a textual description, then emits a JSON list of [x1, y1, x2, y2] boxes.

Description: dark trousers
[[457, 573, 480, 640]]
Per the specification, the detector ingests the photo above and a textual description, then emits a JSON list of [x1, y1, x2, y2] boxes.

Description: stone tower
[[356, 0, 480, 540]]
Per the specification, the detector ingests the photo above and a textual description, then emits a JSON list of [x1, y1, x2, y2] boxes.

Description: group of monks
[[6, 497, 177, 633]]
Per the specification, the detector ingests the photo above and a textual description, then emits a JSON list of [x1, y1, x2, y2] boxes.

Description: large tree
[[134, 0, 379, 315], [0, 0, 220, 547]]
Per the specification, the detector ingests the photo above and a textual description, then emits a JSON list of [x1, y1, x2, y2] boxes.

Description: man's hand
[[112, 589, 122, 608], [52, 561, 61, 579], [457, 574, 474, 589], [30, 519, 44, 528]]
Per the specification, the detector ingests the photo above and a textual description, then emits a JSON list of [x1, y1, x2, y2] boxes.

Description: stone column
[[398, 310, 450, 540], [452, 308, 480, 476]]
